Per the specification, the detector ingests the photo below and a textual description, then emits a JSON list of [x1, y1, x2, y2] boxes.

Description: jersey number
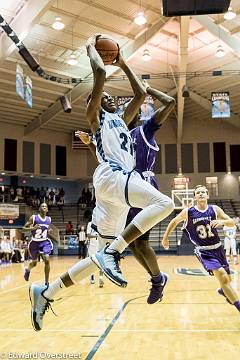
[[35, 229, 48, 239], [120, 133, 133, 155], [196, 224, 214, 239]]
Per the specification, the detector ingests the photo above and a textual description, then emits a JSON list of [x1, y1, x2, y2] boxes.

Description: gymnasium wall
[[0, 122, 88, 179], [0, 115, 240, 200], [154, 115, 240, 199]]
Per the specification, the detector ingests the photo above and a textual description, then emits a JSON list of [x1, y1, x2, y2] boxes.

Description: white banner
[[0, 204, 19, 219]]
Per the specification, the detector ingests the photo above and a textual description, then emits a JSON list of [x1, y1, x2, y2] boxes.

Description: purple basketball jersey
[[31, 214, 51, 241], [130, 117, 160, 188], [184, 205, 229, 275], [183, 205, 220, 246], [127, 117, 160, 223]]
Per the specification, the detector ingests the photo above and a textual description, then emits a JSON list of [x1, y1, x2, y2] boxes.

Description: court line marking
[[0, 329, 239, 333], [85, 295, 145, 360], [0, 278, 44, 296]]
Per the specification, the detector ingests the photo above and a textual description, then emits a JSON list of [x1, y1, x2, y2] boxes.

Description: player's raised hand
[[112, 51, 125, 68], [162, 236, 169, 250], [75, 130, 91, 145], [86, 33, 101, 48], [210, 219, 224, 228]]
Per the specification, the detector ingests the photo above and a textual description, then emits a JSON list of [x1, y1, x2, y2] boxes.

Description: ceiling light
[[134, 12, 147, 25], [67, 54, 78, 66], [142, 48, 151, 61], [1, 172, 5, 175], [52, 17, 65, 30], [57, 177, 60, 180], [215, 44, 226, 58], [224, 7, 236, 20]]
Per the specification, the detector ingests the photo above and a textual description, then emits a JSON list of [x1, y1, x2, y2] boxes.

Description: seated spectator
[[12, 238, 22, 263], [0, 237, 13, 263], [66, 221, 74, 235]]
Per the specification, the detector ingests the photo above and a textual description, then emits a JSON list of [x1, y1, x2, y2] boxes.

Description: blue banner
[[16, 64, 24, 100], [25, 75, 32, 108], [67, 235, 78, 249]]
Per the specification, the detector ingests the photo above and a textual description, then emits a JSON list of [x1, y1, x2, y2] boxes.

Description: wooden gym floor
[[0, 255, 239, 360]]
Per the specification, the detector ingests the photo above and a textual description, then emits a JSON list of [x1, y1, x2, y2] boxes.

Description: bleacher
[[48, 204, 91, 237], [46, 200, 240, 254]]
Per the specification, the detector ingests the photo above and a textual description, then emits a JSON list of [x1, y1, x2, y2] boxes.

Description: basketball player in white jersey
[[29, 34, 174, 331], [224, 224, 238, 265]]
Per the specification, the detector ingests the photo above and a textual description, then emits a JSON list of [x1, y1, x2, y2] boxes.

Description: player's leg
[[24, 241, 38, 281], [128, 237, 152, 274], [129, 232, 168, 304], [29, 256, 97, 331], [230, 238, 238, 265], [225, 237, 231, 263], [126, 210, 153, 274], [41, 240, 53, 285], [92, 172, 173, 288], [213, 268, 240, 312], [88, 238, 98, 285], [42, 254, 50, 285]]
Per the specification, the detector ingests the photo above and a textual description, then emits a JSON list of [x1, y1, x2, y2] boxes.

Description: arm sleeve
[[142, 116, 161, 141]]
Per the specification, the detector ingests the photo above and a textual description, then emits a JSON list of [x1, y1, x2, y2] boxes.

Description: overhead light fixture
[[142, 48, 151, 61], [1, 172, 5, 175], [57, 177, 60, 180], [52, 17, 65, 30], [67, 54, 78, 65], [182, 85, 190, 97], [215, 44, 226, 58], [224, 7, 236, 20], [134, 12, 147, 25]]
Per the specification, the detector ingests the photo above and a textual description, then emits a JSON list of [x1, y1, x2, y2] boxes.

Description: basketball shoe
[[217, 288, 232, 305], [91, 244, 127, 287], [29, 284, 54, 331], [147, 272, 169, 304], [24, 268, 30, 281]]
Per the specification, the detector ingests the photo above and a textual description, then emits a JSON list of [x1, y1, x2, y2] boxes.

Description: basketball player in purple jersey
[[162, 185, 240, 313], [22, 203, 52, 285], [126, 80, 175, 303]]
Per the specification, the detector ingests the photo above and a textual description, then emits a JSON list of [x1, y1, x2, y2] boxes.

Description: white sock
[[44, 277, 65, 300], [108, 235, 128, 253], [44, 258, 96, 300]]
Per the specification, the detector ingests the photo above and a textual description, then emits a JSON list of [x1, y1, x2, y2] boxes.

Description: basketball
[[95, 36, 119, 65]]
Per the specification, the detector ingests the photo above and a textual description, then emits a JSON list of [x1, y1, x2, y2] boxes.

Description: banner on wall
[[16, 64, 24, 100], [211, 92, 230, 118], [0, 204, 19, 219], [25, 75, 32, 108], [67, 235, 78, 249], [116, 95, 155, 122]]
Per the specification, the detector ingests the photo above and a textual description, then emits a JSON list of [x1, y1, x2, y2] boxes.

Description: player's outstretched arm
[[113, 52, 146, 124], [210, 206, 235, 228], [86, 34, 106, 134], [162, 208, 187, 249], [143, 80, 176, 126]]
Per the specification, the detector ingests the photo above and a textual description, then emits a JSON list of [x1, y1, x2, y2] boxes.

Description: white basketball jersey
[[95, 110, 135, 172], [223, 225, 236, 239]]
